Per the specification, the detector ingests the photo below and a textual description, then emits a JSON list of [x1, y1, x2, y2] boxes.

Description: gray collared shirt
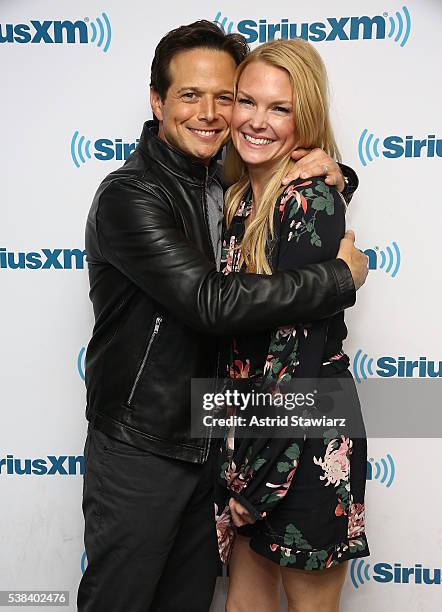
[[205, 173, 224, 270]]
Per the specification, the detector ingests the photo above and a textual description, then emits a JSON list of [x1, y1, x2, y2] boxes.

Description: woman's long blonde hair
[[224, 38, 340, 274]]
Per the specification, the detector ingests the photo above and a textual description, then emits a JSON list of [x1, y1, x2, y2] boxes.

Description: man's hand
[[283, 148, 345, 192], [229, 497, 256, 527], [337, 230, 369, 290]]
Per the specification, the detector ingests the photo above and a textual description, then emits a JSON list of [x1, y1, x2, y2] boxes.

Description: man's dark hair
[[150, 20, 249, 101]]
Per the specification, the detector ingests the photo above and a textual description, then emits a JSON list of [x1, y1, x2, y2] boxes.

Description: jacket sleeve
[[95, 177, 355, 335], [338, 162, 359, 205], [223, 178, 347, 518]]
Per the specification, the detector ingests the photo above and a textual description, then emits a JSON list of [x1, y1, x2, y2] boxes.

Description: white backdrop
[[1, 0, 441, 610]]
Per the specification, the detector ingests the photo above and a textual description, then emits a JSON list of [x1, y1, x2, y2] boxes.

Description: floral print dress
[[216, 177, 369, 570]]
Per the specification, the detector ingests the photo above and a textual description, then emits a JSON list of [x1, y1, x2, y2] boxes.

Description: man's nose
[[197, 97, 216, 122]]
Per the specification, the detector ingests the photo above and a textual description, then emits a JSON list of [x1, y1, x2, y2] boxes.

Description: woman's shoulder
[[277, 177, 344, 223]]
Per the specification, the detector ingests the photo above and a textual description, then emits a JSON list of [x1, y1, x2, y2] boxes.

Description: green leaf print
[[305, 551, 328, 571], [286, 524, 312, 549], [349, 539, 367, 552], [325, 200, 335, 215], [323, 428, 339, 445], [252, 457, 267, 472], [280, 553, 298, 567], [220, 462, 229, 479], [260, 492, 282, 506], [285, 443, 300, 461], [277, 461, 292, 473], [288, 201, 300, 218], [311, 196, 328, 211], [310, 231, 322, 247]]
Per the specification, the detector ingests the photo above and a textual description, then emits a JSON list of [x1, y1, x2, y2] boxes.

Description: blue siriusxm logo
[[0, 13, 111, 52], [214, 6, 411, 45], [363, 242, 401, 278], [350, 559, 442, 588], [70, 132, 139, 167], [81, 551, 88, 574], [0, 454, 84, 476], [367, 454, 395, 487], [78, 347, 86, 381], [353, 350, 442, 382], [358, 130, 441, 166], [0, 248, 86, 270]]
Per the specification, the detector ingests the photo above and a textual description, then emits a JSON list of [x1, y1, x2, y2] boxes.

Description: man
[[78, 20, 367, 612]]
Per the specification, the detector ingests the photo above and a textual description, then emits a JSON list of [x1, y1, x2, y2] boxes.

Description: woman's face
[[231, 61, 297, 171]]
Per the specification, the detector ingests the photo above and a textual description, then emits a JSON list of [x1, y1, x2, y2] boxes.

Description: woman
[[216, 39, 369, 612]]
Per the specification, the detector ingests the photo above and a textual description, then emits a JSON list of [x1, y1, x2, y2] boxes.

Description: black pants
[[77, 426, 219, 612]]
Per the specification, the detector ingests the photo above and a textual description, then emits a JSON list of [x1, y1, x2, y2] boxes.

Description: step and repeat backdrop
[[1, 0, 441, 610]]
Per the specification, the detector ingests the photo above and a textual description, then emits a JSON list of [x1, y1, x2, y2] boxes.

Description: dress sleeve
[[219, 179, 347, 534]]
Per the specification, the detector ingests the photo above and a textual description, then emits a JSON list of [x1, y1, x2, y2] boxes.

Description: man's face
[[150, 48, 237, 164]]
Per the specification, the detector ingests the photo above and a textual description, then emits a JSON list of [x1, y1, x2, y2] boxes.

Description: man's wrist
[[329, 258, 356, 311], [337, 163, 359, 204]]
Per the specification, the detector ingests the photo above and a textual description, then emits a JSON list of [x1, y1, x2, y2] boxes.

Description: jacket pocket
[[126, 315, 163, 407]]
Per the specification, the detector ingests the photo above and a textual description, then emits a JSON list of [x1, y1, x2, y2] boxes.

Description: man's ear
[[150, 88, 164, 122]]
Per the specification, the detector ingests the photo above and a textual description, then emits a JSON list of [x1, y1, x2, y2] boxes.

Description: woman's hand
[[229, 497, 257, 527], [283, 148, 344, 191]]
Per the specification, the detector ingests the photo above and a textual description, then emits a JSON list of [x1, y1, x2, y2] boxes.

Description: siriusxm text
[[0, 248, 86, 270], [0, 455, 84, 475], [0, 20, 88, 44], [236, 15, 386, 43]]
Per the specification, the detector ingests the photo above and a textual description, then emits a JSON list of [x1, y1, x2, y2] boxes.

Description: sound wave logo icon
[[81, 550, 88, 574], [214, 11, 233, 33], [365, 242, 401, 278], [77, 347, 86, 381], [350, 559, 371, 588], [386, 5, 411, 48], [358, 129, 381, 166], [367, 454, 395, 487], [87, 12, 112, 53], [71, 131, 92, 168], [352, 350, 375, 383]]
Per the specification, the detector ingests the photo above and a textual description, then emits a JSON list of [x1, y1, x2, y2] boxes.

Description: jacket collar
[[137, 120, 221, 186]]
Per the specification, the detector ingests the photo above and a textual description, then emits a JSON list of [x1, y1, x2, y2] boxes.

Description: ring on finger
[[324, 164, 329, 174]]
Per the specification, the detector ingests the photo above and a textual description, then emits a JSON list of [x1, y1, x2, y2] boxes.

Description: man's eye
[[182, 92, 196, 100], [218, 96, 233, 103]]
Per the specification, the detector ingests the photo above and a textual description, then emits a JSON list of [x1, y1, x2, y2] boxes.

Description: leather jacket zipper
[[127, 315, 163, 406]]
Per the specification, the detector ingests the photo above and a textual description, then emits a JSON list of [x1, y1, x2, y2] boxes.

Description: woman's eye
[[275, 106, 289, 113], [238, 98, 253, 106]]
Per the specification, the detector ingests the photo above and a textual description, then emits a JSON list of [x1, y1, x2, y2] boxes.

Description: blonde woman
[[216, 39, 369, 612]]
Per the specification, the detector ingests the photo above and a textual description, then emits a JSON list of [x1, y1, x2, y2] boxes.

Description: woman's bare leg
[[226, 535, 281, 612], [281, 561, 348, 612]]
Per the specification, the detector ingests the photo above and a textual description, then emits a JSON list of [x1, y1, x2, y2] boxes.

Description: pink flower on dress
[[224, 460, 254, 494], [279, 181, 312, 221], [223, 236, 237, 275], [265, 464, 298, 499], [347, 502, 366, 539], [229, 358, 250, 379], [313, 436, 352, 487], [216, 505, 236, 564]]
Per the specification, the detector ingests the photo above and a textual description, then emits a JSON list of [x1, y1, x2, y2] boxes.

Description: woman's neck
[[247, 164, 276, 209]]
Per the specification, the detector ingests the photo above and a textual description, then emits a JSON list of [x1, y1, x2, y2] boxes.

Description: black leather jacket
[[85, 121, 356, 463]]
